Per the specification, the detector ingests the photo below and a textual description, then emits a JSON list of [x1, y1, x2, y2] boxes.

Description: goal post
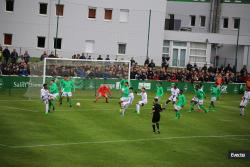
[[42, 57, 131, 92]]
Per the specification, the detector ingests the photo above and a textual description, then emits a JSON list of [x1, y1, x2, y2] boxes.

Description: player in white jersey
[[136, 87, 148, 114], [240, 88, 250, 116], [163, 85, 179, 109], [40, 84, 53, 115], [121, 87, 134, 116]]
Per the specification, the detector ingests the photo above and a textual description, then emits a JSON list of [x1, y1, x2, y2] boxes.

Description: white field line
[[229, 138, 249, 141], [1, 106, 153, 112], [7, 134, 250, 149], [0, 98, 119, 102], [219, 119, 234, 122], [2, 106, 38, 112]]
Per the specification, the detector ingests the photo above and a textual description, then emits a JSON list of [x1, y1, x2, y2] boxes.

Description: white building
[[0, 0, 250, 71], [0, 0, 166, 65], [164, 0, 250, 71]]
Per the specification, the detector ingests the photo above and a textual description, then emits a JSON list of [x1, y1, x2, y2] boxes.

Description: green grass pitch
[[0, 89, 250, 167]]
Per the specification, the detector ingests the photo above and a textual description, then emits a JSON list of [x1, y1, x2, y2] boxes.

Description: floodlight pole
[[235, 22, 240, 72], [55, 0, 61, 57], [146, 9, 151, 59]]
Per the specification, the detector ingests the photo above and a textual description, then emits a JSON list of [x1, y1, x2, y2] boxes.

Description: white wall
[[0, 0, 166, 65]]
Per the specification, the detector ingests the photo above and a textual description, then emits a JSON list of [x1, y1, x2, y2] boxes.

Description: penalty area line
[[9, 134, 250, 149], [3, 106, 38, 112]]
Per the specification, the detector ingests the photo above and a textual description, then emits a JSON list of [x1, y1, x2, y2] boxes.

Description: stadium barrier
[[0, 76, 246, 94]]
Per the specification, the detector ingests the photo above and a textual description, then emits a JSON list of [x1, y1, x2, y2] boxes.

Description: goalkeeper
[[95, 84, 112, 103], [59, 75, 75, 107]]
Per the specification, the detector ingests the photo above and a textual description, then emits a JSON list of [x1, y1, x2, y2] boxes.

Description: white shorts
[[192, 97, 198, 102], [120, 97, 129, 102], [138, 100, 147, 106], [240, 99, 249, 107], [211, 96, 217, 102], [62, 92, 72, 97], [174, 105, 182, 111], [168, 95, 177, 102], [122, 101, 130, 108], [51, 93, 59, 99], [198, 99, 204, 105]]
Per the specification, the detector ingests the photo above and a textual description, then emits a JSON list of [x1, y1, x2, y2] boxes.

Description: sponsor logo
[[13, 81, 42, 88]]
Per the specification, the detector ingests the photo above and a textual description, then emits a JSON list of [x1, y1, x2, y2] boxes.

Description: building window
[[56, 4, 64, 16], [88, 7, 96, 19], [162, 40, 170, 58], [165, 14, 182, 31], [85, 40, 95, 53], [3, 33, 12, 45], [189, 42, 207, 64], [120, 9, 129, 22], [39, 3, 48, 15], [6, 0, 14, 12], [37, 36, 46, 48], [190, 15, 196, 26], [54, 38, 62, 49], [233, 18, 240, 29], [104, 9, 112, 20], [200, 16, 206, 27], [223, 18, 228, 28], [118, 43, 126, 55]]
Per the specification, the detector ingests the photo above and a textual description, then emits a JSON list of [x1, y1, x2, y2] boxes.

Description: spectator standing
[[105, 55, 110, 60], [10, 49, 18, 64], [97, 55, 103, 60], [130, 57, 136, 66], [186, 62, 192, 71], [48, 51, 55, 58], [40, 51, 48, 61], [240, 65, 248, 77], [202, 64, 207, 72], [148, 59, 155, 68], [87, 55, 91, 60], [225, 64, 232, 72], [79, 53, 86, 59], [144, 58, 150, 66], [3, 47, 11, 64], [23, 50, 30, 63]]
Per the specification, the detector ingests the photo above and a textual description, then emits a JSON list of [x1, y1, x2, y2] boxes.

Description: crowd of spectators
[[0, 46, 30, 76], [1, 47, 249, 83], [130, 58, 249, 83]]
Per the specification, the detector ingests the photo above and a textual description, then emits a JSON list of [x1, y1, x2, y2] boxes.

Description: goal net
[[41, 58, 131, 97]]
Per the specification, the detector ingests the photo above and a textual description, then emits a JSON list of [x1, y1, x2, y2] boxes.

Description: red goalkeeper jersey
[[98, 85, 111, 95]]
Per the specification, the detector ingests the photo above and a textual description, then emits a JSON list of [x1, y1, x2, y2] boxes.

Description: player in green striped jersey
[[49, 79, 59, 111], [174, 90, 186, 119], [155, 82, 164, 101], [59, 75, 75, 107], [208, 84, 220, 111]]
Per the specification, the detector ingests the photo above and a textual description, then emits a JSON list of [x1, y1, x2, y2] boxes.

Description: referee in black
[[152, 97, 162, 134]]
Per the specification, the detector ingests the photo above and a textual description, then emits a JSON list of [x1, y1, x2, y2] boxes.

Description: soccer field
[[0, 90, 250, 167]]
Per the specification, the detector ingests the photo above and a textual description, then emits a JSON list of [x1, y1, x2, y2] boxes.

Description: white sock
[[45, 101, 49, 114], [241, 107, 245, 116], [136, 104, 140, 114]]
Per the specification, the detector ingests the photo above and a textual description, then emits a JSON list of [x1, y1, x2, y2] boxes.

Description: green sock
[[189, 103, 194, 111], [200, 105, 208, 113], [51, 100, 55, 110], [177, 111, 180, 119], [49, 101, 52, 112], [68, 98, 72, 106]]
